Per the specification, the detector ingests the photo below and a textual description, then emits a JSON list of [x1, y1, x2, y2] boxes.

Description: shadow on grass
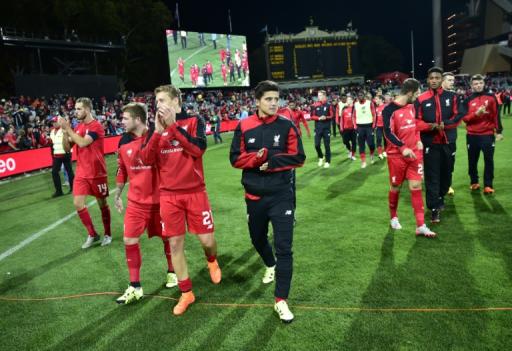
[[471, 193, 512, 281], [0, 249, 86, 295], [339, 203, 491, 349]]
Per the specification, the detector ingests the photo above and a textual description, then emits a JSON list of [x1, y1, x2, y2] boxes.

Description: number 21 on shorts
[[202, 211, 213, 230]]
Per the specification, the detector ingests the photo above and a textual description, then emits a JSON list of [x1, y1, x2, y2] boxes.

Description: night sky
[[165, 0, 469, 78]]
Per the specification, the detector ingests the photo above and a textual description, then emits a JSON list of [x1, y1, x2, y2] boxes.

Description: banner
[[0, 135, 122, 179], [0, 121, 240, 179]]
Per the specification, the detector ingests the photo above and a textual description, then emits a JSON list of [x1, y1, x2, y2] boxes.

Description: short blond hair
[[76, 97, 93, 111], [154, 85, 182, 106], [122, 103, 147, 123]]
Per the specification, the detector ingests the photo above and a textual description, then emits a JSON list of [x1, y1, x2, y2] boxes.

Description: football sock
[[410, 189, 425, 227], [77, 207, 96, 237], [125, 243, 141, 283], [178, 278, 192, 293], [163, 240, 174, 272], [100, 205, 111, 236], [389, 190, 399, 219]]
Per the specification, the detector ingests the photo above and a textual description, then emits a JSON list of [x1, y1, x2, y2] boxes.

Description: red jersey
[[178, 61, 184, 76], [340, 107, 355, 131], [462, 93, 501, 136], [382, 102, 421, 157], [374, 103, 387, 128], [142, 111, 207, 195], [74, 119, 107, 179], [116, 131, 160, 210], [221, 65, 227, 78], [277, 107, 310, 136]]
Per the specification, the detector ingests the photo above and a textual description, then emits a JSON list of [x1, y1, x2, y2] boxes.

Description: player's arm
[[383, 106, 406, 150], [444, 94, 465, 128], [324, 104, 334, 120], [171, 116, 207, 158], [299, 111, 311, 137], [493, 96, 504, 140], [310, 103, 320, 121], [414, 100, 438, 132], [229, 123, 267, 169], [370, 102, 377, 125], [264, 124, 306, 172]]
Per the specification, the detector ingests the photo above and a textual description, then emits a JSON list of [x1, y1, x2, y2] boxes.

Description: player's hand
[[475, 105, 487, 116], [402, 148, 416, 159], [256, 148, 265, 158], [114, 195, 123, 213], [438, 122, 444, 130], [158, 105, 176, 127], [259, 162, 268, 171], [58, 117, 71, 130], [429, 123, 438, 131], [496, 133, 504, 141], [416, 140, 423, 151], [154, 113, 165, 134], [319, 116, 326, 121]]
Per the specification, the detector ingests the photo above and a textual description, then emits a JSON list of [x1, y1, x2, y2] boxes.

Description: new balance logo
[[163, 132, 169, 136], [285, 210, 292, 215], [127, 149, 132, 157], [426, 103, 432, 107], [248, 138, 256, 144]]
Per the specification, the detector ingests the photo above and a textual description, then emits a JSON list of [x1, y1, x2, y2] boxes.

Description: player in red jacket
[[141, 85, 221, 316], [58, 97, 112, 249], [115, 103, 178, 305], [374, 95, 388, 159], [383, 78, 436, 238], [177, 57, 185, 82]]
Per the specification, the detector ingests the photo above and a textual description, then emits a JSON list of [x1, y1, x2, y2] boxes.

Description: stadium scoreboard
[[267, 40, 358, 81]]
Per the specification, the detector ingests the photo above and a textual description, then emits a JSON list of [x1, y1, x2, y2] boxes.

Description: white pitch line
[[0, 197, 103, 262]]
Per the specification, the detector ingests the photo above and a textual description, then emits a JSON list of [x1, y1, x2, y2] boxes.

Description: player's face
[[75, 102, 87, 120], [122, 112, 137, 133], [358, 93, 364, 101], [155, 92, 179, 110], [256, 91, 279, 117], [471, 79, 485, 93], [289, 102, 296, 110], [375, 97, 383, 106], [318, 92, 326, 102], [428, 72, 442, 89], [442, 76, 455, 90], [346, 97, 353, 106], [407, 88, 421, 103]]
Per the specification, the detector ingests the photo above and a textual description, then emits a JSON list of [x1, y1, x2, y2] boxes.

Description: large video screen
[[267, 40, 358, 81], [166, 30, 250, 88]]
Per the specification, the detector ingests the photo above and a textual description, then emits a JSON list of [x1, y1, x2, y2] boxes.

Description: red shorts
[[387, 156, 423, 186], [160, 191, 214, 237], [73, 177, 109, 198], [124, 204, 162, 238]]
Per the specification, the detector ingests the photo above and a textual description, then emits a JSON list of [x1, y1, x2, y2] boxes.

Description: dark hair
[[400, 78, 420, 95], [427, 66, 443, 76], [122, 103, 147, 123], [254, 80, 279, 100], [470, 74, 485, 82]]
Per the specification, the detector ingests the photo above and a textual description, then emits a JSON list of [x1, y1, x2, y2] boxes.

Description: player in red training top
[[141, 85, 221, 316], [114, 103, 178, 305], [58, 97, 112, 249], [177, 57, 185, 83], [383, 79, 436, 238], [374, 95, 388, 159]]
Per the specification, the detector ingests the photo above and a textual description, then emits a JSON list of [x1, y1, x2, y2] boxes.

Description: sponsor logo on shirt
[[171, 140, 180, 147], [273, 134, 280, 147]]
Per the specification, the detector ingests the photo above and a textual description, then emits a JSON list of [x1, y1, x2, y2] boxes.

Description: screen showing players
[[166, 30, 250, 88]]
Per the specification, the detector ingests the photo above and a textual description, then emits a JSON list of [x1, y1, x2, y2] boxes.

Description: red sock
[[275, 297, 286, 303], [378, 146, 383, 155], [77, 207, 96, 236], [178, 278, 192, 292], [205, 253, 217, 263], [388, 190, 399, 219], [163, 240, 174, 272], [410, 189, 425, 227], [100, 205, 111, 236], [360, 153, 366, 162], [125, 243, 141, 283]]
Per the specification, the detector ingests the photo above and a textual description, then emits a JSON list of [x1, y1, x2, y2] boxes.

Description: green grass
[[1, 118, 511, 350], [167, 33, 248, 88]]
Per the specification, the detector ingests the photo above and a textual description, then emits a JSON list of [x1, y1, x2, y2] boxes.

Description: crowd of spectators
[[1, 74, 510, 154]]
